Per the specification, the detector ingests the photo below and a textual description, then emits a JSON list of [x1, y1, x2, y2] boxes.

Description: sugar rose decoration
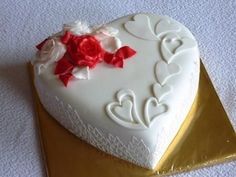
[[35, 21, 136, 86], [61, 32, 103, 68], [34, 38, 66, 74]]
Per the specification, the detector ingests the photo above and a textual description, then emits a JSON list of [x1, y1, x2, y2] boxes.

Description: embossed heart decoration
[[106, 89, 147, 129], [124, 14, 157, 40], [113, 99, 133, 122], [161, 33, 197, 63], [144, 97, 168, 126], [153, 83, 172, 102], [106, 89, 169, 129], [155, 60, 181, 85], [155, 19, 181, 37]]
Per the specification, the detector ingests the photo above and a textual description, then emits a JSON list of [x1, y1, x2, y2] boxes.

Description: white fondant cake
[[32, 13, 200, 169]]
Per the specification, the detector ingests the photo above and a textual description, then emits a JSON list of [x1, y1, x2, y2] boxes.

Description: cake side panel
[[153, 53, 200, 164], [34, 75, 158, 169]]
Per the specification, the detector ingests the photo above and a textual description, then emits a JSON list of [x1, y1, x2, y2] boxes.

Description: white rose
[[34, 38, 66, 74], [93, 26, 121, 52], [63, 20, 91, 35]]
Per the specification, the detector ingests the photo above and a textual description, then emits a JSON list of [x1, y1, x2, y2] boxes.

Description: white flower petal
[[95, 26, 119, 37], [94, 32, 107, 41], [72, 67, 90, 80], [103, 26, 119, 36], [93, 26, 121, 52], [34, 38, 66, 74], [63, 20, 91, 35], [50, 40, 66, 62], [35, 63, 45, 75], [100, 36, 122, 52]]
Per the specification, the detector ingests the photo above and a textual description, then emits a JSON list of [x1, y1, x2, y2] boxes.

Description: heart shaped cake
[[32, 13, 200, 169]]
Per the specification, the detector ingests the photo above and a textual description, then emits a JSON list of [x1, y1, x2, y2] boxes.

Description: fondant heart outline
[[144, 97, 168, 127], [113, 99, 133, 122], [106, 89, 169, 129], [106, 89, 147, 129], [155, 60, 181, 85], [153, 83, 172, 102], [155, 19, 181, 38], [124, 14, 158, 41], [161, 33, 197, 63]]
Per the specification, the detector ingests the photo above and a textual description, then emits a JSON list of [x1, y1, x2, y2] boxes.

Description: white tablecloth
[[0, 0, 235, 176]]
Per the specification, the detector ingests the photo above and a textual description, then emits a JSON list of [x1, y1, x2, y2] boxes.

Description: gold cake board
[[28, 62, 236, 177]]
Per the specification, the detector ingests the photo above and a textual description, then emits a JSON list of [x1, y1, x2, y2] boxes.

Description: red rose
[[61, 32, 104, 68]]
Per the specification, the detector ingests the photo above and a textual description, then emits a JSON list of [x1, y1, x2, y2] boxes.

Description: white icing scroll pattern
[[35, 80, 156, 169], [106, 14, 197, 129]]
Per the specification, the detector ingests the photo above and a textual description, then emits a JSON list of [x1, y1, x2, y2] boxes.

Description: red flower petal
[[36, 38, 48, 50], [54, 55, 74, 75], [103, 52, 114, 64], [61, 31, 72, 44], [112, 58, 123, 68], [59, 73, 73, 87], [116, 46, 136, 59], [77, 59, 97, 68], [69, 51, 84, 65], [103, 46, 136, 68]]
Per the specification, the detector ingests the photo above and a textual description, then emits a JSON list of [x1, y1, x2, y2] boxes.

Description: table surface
[[0, 0, 235, 176]]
